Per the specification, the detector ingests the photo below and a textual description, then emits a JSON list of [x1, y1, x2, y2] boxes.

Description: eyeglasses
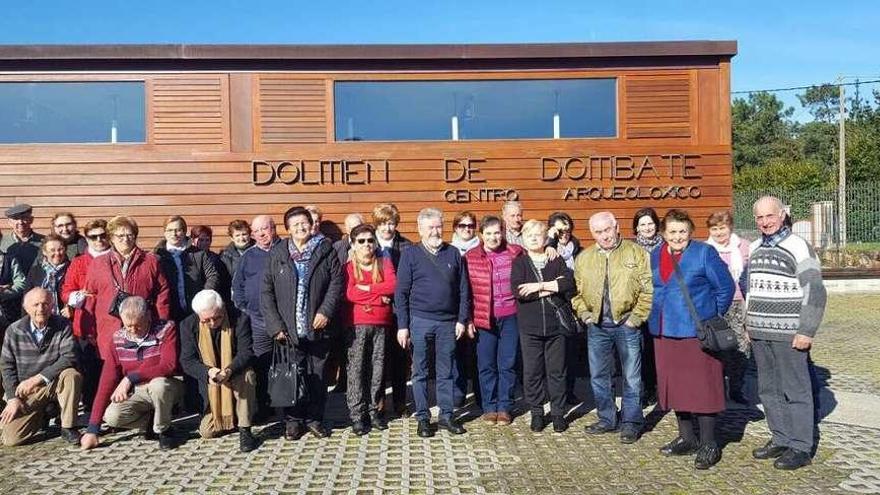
[[456, 223, 476, 229], [556, 228, 571, 234], [164, 228, 185, 234], [86, 232, 108, 241], [114, 233, 135, 240], [355, 238, 376, 245]]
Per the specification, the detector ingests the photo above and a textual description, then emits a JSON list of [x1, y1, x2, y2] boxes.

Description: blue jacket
[[232, 243, 275, 355], [648, 240, 735, 339], [395, 242, 470, 329]]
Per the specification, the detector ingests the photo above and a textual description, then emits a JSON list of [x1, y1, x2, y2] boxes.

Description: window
[[334, 79, 616, 141], [0, 81, 145, 144]]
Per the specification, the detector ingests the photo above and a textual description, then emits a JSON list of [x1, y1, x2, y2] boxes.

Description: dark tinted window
[[335, 79, 616, 141], [0, 81, 145, 144]]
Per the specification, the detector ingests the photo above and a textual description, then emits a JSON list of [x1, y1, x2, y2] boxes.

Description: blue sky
[[3, 0, 878, 119]]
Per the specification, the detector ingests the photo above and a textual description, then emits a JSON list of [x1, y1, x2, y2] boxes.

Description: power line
[[732, 78, 880, 95]]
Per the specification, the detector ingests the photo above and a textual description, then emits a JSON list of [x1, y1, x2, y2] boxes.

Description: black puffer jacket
[[510, 255, 576, 337]]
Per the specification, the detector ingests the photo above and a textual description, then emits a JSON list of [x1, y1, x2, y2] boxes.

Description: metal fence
[[733, 181, 880, 249]]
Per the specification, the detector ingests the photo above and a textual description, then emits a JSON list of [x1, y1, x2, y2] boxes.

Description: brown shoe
[[496, 412, 512, 426], [481, 412, 498, 424]]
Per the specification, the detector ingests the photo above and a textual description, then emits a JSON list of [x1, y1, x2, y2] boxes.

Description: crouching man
[[180, 290, 258, 452], [81, 296, 183, 450], [0, 288, 82, 446]]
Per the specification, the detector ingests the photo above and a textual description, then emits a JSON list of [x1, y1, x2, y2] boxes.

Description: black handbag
[[528, 259, 585, 336], [268, 340, 308, 408], [670, 257, 738, 353]]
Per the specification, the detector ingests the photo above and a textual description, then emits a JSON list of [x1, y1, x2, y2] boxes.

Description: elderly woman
[[450, 211, 480, 256], [343, 224, 397, 435], [510, 219, 576, 433], [52, 212, 87, 259], [372, 203, 412, 418], [546, 212, 582, 270], [84, 216, 171, 358], [706, 210, 752, 404], [633, 207, 663, 253], [650, 209, 735, 470], [221, 220, 253, 279], [61, 219, 111, 409], [24, 234, 70, 317], [261, 206, 343, 440], [465, 215, 523, 426], [154, 216, 220, 322]]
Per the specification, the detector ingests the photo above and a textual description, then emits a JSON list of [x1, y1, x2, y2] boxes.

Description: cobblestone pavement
[[0, 294, 878, 495]]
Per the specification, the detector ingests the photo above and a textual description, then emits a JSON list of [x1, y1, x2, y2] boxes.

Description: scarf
[[197, 311, 235, 431], [761, 226, 792, 248], [40, 260, 68, 315], [557, 241, 576, 269], [88, 247, 111, 258], [451, 234, 480, 255], [706, 233, 745, 283], [635, 233, 663, 253], [287, 234, 325, 339]]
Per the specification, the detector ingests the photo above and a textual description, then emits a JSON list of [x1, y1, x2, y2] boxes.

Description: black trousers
[[76, 338, 102, 410], [384, 325, 410, 413], [279, 338, 330, 425], [254, 350, 272, 418], [520, 331, 567, 418]]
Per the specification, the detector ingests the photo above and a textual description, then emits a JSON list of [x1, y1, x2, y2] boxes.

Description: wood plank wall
[[0, 64, 733, 250]]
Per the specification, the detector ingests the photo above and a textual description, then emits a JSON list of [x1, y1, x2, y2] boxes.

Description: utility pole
[[838, 78, 847, 260]]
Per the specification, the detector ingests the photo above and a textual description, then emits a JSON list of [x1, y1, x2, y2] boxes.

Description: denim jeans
[[588, 323, 644, 428], [475, 315, 519, 414], [410, 315, 457, 421]]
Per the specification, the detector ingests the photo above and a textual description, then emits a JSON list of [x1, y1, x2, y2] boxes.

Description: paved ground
[[1, 293, 879, 495]]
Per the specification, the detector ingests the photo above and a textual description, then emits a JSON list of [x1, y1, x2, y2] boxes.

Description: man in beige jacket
[[572, 211, 653, 444]]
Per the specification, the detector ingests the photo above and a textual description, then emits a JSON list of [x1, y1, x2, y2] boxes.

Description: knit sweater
[[0, 315, 77, 400], [87, 319, 178, 433], [395, 243, 471, 329], [745, 232, 826, 341]]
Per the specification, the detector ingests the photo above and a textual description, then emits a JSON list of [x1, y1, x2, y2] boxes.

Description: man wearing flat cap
[[0, 204, 43, 322]]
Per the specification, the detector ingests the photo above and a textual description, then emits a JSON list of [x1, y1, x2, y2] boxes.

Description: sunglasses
[[355, 238, 376, 245], [457, 223, 476, 229], [86, 233, 108, 241]]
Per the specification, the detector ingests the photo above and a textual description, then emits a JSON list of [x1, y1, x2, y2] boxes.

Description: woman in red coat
[[84, 216, 171, 358], [464, 215, 523, 426], [343, 224, 397, 435], [60, 219, 112, 408]]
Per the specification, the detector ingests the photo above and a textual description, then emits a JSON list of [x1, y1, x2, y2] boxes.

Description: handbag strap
[[669, 252, 702, 325]]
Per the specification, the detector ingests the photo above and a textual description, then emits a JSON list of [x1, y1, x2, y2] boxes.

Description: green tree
[[797, 84, 839, 123], [732, 92, 799, 170], [733, 157, 831, 191]]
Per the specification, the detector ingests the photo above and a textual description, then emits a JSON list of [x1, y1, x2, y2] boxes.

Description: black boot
[[239, 427, 259, 453]]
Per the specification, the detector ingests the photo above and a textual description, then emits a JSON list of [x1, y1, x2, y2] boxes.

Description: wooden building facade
[[0, 41, 736, 247]]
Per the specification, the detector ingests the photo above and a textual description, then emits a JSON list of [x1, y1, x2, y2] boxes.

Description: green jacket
[[571, 238, 653, 327]]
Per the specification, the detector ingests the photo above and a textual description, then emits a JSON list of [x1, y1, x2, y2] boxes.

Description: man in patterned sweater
[[746, 196, 827, 470]]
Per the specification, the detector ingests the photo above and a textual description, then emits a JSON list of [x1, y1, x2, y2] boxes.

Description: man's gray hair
[[191, 289, 225, 314], [119, 296, 149, 320], [753, 195, 786, 216], [417, 207, 443, 228], [589, 211, 618, 230], [502, 200, 522, 215]]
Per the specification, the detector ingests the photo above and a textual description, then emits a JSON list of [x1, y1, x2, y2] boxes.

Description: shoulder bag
[[670, 255, 737, 353]]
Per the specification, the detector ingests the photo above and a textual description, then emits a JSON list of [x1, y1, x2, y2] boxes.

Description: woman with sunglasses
[[61, 219, 112, 410], [546, 212, 582, 270], [450, 211, 480, 256], [343, 224, 397, 435]]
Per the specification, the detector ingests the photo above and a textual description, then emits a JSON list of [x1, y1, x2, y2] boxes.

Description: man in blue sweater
[[396, 207, 471, 437], [232, 214, 279, 423]]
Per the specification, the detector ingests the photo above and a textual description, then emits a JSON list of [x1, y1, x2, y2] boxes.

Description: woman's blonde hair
[[108, 216, 139, 237], [521, 219, 548, 238]]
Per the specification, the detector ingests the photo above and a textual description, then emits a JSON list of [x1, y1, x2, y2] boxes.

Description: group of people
[[0, 197, 825, 471]]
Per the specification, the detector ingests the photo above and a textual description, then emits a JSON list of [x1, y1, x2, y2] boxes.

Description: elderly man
[[572, 212, 653, 443], [501, 201, 524, 246], [747, 196, 827, 470], [52, 212, 87, 259], [0, 288, 81, 446], [232, 214, 279, 422], [333, 213, 365, 264], [180, 290, 258, 452], [0, 204, 45, 322], [81, 296, 183, 451], [396, 207, 471, 437]]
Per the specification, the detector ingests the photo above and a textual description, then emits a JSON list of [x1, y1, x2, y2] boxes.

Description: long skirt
[[654, 336, 725, 414]]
